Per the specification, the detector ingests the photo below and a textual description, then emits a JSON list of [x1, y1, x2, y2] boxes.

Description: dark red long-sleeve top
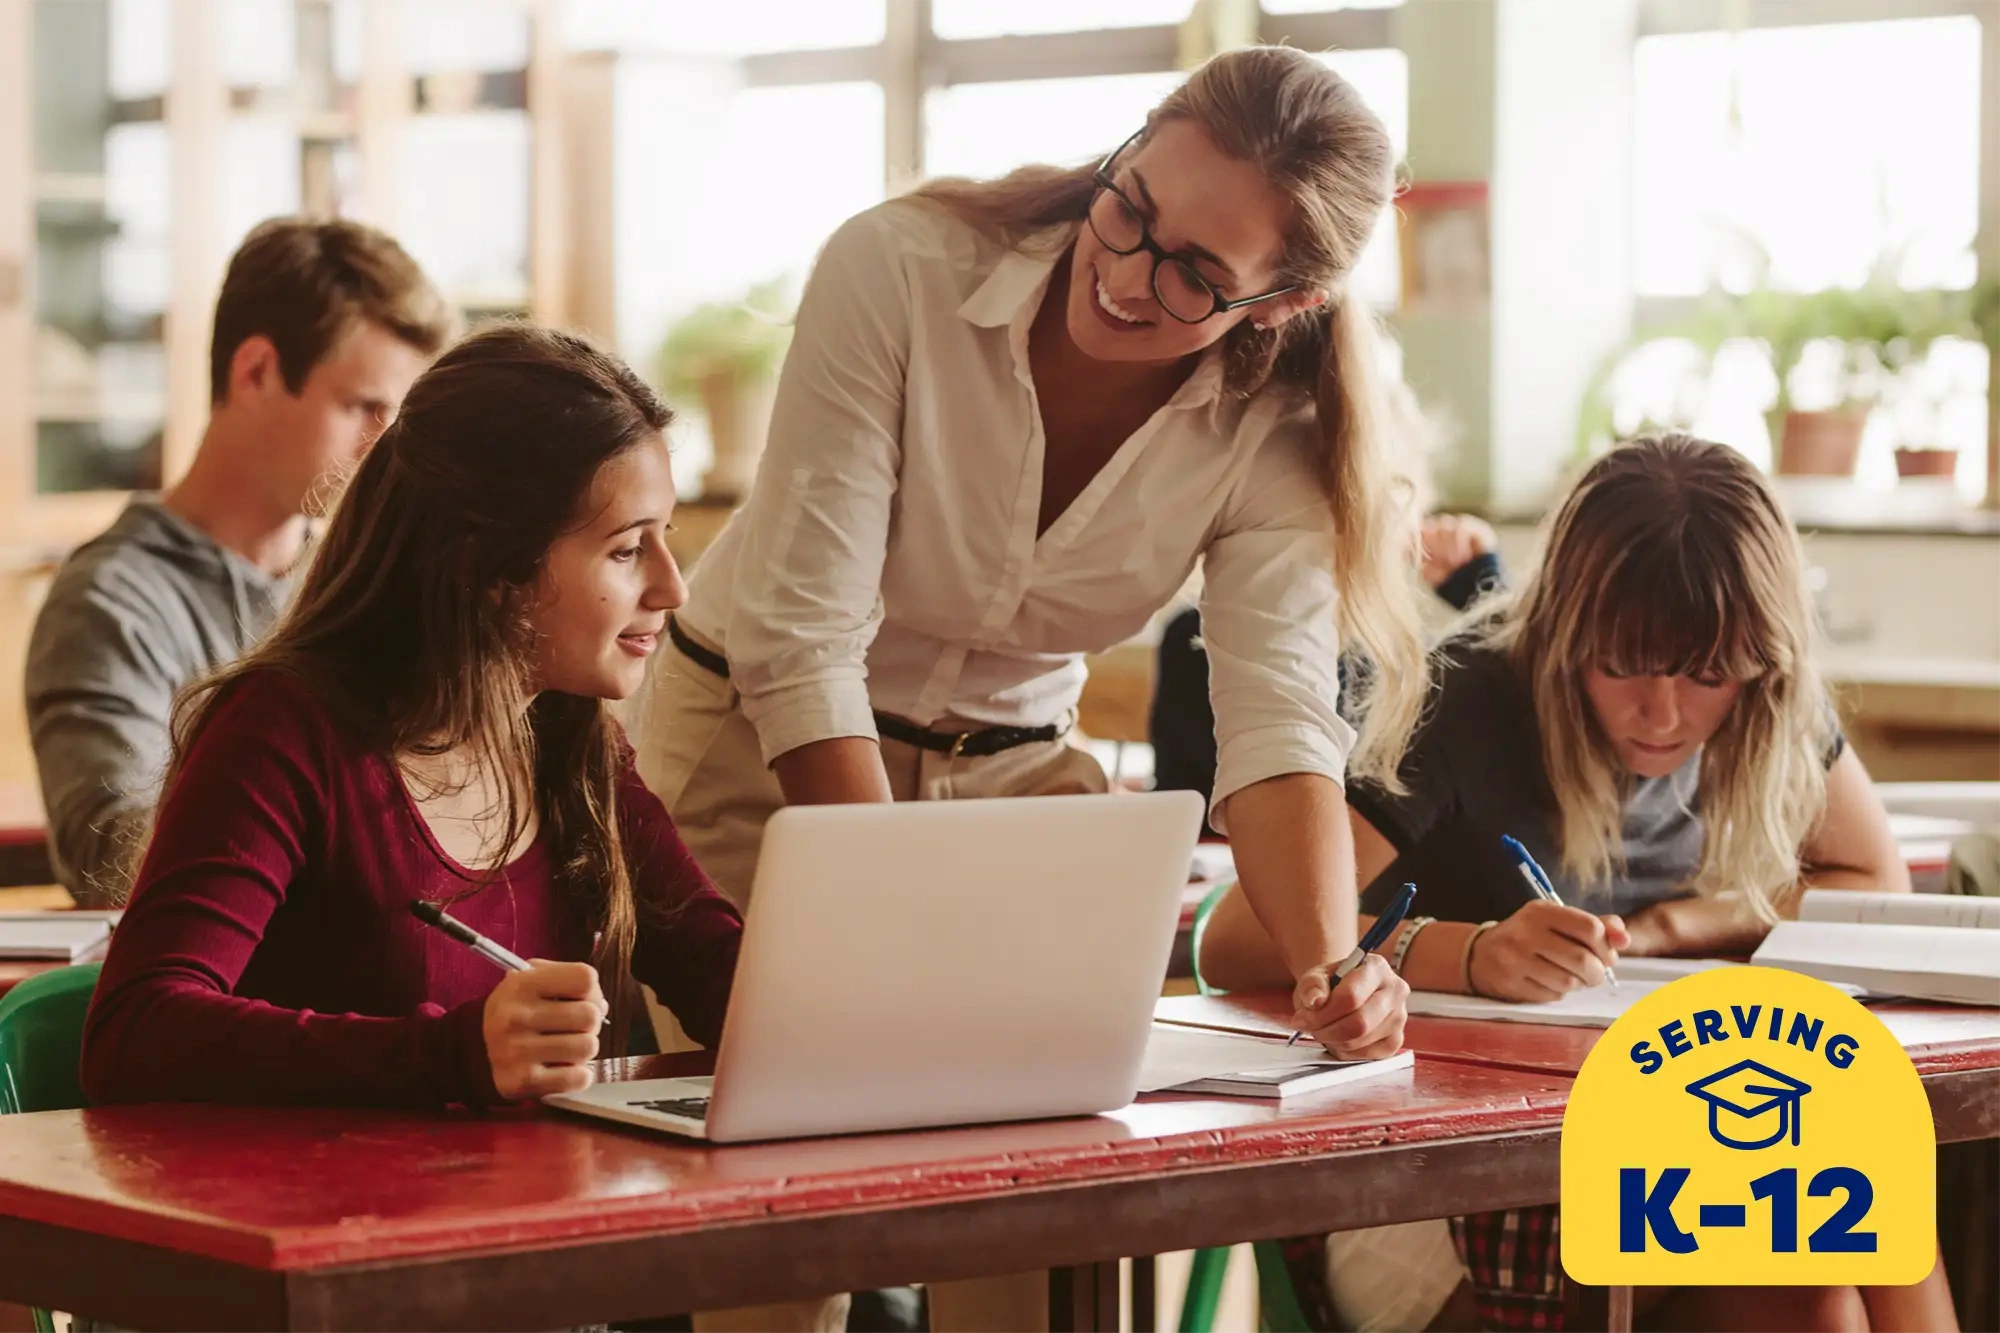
[[81, 669, 742, 1109]]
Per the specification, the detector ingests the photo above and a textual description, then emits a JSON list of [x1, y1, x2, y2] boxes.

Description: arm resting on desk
[[1624, 748, 1911, 957]]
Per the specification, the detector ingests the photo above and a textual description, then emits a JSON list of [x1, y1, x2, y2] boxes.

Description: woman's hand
[[1419, 513, 1498, 588], [1291, 954, 1409, 1059], [482, 960, 607, 1100], [1469, 901, 1629, 1001]]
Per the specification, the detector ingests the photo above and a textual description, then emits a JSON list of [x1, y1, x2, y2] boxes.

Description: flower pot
[[1775, 409, 1867, 477], [1893, 447, 1959, 479], [699, 373, 776, 503]]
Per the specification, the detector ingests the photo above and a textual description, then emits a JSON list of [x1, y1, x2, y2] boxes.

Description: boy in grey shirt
[[26, 217, 451, 904]]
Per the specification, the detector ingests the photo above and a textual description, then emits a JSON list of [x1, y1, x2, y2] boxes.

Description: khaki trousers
[[637, 638, 1106, 1333]]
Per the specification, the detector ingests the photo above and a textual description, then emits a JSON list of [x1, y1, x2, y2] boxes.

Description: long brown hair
[[166, 323, 673, 1046], [911, 45, 1426, 782], [1482, 435, 1830, 916]]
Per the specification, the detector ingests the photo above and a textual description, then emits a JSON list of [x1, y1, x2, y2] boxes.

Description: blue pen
[[1501, 835, 1618, 991], [1289, 881, 1418, 1048]]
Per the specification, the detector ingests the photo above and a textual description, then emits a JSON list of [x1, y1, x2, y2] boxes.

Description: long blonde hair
[[911, 45, 1427, 783], [1483, 435, 1831, 917]]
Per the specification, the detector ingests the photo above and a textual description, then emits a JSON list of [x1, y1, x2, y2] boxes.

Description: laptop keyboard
[[630, 1096, 711, 1119]]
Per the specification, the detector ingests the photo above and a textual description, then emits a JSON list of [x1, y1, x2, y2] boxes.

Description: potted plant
[[655, 279, 795, 503], [1578, 267, 1998, 481]]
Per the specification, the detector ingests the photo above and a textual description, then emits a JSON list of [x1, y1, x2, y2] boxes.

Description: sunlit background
[[9, 0, 1996, 531]]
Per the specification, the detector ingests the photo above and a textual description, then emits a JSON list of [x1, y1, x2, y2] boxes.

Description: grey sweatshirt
[[25, 501, 297, 905]]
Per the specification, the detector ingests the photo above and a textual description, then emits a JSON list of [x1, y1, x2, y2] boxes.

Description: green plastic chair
[[1177, 880, 1316, 1333], [0, 963, 102, 1333]]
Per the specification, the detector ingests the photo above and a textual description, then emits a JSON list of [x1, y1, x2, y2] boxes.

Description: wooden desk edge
[[0, 1125, 1564, 1332]]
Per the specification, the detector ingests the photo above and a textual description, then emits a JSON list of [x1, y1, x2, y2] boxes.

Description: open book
[[1751, 890, 2000, 1006]]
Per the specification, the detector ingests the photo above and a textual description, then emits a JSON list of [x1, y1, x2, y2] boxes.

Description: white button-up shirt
[[676, 199, 1355, 825]]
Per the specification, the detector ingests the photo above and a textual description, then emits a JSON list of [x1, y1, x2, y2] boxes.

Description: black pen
[[409, 900, 530, 973]]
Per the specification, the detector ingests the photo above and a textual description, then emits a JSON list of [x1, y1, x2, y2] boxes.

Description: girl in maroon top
[[81, 324, 743, 1109]]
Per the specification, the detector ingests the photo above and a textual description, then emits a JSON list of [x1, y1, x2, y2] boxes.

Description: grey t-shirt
[[1350, 642, 1843, 923], [24, 501, 296, 904]]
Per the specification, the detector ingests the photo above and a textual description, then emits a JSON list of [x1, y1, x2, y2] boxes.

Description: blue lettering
[[1768, 1007, 1785, 1041], [1621, 1168, 1698, 1254], [1661, 1019, 1693, 1057], [1692, 1009, 1726, 1045], [1826, 1033, 1859, 1069], [1787, 1012, 1824, 1053], [1731, 1004, 1762, 1038], [1630, 1040, 1663, 1075]]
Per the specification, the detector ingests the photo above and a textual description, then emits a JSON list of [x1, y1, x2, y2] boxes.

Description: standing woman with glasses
[[641, 45, 1426, 1332]]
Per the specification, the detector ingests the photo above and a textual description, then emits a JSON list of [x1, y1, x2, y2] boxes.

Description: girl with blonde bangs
[[1200, 435, 1951, 1333], [1492, 431, 1836, 927]]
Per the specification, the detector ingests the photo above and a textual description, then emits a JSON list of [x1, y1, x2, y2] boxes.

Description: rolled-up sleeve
[[1198, 425, 1355, 833], [724, 209, 913, 766]]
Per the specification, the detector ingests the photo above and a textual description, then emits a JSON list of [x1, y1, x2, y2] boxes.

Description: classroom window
[[1618, 14, 1988, 502], [923, 72, 1185, 181], [219, 0, 297, 90], [395, 112, 532, 314], [1319, 47, 1407, 311], [560, 0, 885, 55], [931, 0, 1193, 41], [1262, 0, 1401, 11], [1633, 17, 1981, 297], [107, 0, 170, 100], [712, 83, 887, 299]]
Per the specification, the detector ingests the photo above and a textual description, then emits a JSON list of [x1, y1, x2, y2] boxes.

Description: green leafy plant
[[1577, 251, 1998, 460], [654, 278, 795, 402]]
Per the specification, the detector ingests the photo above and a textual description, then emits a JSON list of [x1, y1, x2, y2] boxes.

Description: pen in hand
[[1500, 835, 1618, 991], [409, 899, 530, 972], [1288, 881, 1418, 1049]]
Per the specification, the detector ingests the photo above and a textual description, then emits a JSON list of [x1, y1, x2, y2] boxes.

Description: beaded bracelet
[[1389, 916, 1436, 976], [1460, 920, 1500, 995]]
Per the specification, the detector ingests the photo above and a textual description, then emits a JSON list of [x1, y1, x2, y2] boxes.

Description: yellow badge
[[1561, 965, 1935, 1285]]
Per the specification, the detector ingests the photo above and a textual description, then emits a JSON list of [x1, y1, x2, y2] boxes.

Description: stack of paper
[[1752, 892, 1999, 1006], [0, 913, 114, 961], [1138, 1022, 1414, 1098]]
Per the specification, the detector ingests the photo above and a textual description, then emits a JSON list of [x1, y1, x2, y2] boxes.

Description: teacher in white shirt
[[643, 45, 1423, 1062]]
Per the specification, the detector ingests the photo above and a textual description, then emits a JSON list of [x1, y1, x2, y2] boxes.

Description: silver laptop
[[547, 790, 1204, 1143]]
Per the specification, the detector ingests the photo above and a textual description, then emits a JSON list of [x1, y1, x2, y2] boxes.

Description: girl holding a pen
[[80, 325, 744, 1111], [1197, 434, 1946, 1333]]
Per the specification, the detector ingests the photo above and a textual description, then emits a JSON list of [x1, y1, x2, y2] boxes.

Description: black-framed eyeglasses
[[1086, 130, 1300, 325]]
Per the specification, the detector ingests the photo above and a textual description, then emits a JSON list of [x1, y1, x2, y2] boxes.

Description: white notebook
[[1753, 913, 2000, 1008], [1405, 957, 1734, 1028], [0, 917, 112, 961], [1794, 889, 2000, 931], [1138, 1022, 1415, 1098]]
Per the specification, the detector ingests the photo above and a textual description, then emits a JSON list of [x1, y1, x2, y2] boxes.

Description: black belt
[[667, 616, 1066, 760]]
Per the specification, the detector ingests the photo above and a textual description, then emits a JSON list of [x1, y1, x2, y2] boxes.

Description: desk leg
[[1939, 1138, 1998, 1332], [1130, 1256, 1155, 1333], [1605, 1285, 1634, 1333], [1049, 1261, 1121, 1333]]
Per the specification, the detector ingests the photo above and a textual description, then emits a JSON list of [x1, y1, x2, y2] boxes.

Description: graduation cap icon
[[1685, 1059, 1812, 1150]]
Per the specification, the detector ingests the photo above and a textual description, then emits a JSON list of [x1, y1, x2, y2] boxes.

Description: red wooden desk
[[0, 784, 51, 888], [1159, 990, 2000, 1329], [1156, 991, 2000, 1140], [0, 1054, 1572, 1331]]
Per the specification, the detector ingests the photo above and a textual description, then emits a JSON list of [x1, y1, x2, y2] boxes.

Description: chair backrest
[[0, 964, 101, 1115], [1188, 878, 1235, 997]]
